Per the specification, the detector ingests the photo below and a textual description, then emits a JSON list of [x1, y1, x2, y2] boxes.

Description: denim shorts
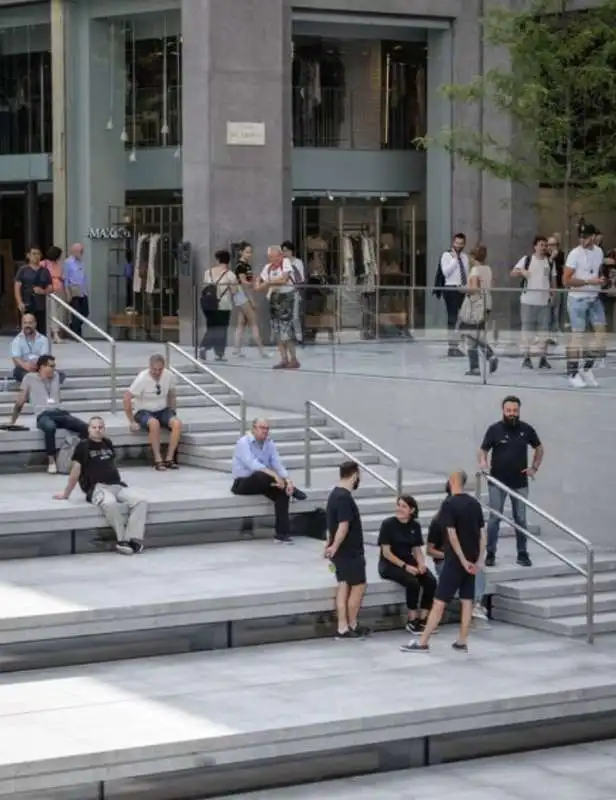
[[567, 295, 606, 332], [134, 407, 176, 430]]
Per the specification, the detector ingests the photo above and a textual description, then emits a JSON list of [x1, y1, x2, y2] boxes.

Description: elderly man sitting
[[231, 418, 307, 544], [10, 314, 50, 384]]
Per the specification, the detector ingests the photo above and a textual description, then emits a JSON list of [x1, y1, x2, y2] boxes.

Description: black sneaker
[[335, 629, 359, 640], [405, 619, 423, 635], [400, 640, 429, 653], [115, 540, 134, 556], [351, 624, 371, 638], [485, 552, 496, 567], [489, 357, 499, 374], [452, 641, 468, 652], [292, 488, 308, 501], [274, 534, 294, 544], [465, 369, 480, 376], [517, 552, 532, 567], [448, 347, 464, 358], [129, 539, 144, 554], [522, 357, 533, 369], [538, 357, 552, 370]]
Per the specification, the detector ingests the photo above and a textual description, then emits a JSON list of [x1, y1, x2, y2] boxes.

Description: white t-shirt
[[260, 258, 295, 294], [513, 255, 552, 306], [129, 368, 176, 412], [202, 267, 237, 312], [565, 245, 604, 297]]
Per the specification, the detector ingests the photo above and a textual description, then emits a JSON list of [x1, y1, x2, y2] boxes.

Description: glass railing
[[217, 283, 616, 392], [125, 85, 181, 149]]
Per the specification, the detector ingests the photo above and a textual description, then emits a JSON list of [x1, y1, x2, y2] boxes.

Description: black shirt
[[16, 264, 51, 309], [426, 513, 446, 561], [326, 486, 364, 559], [549, 250, 565, 289], [235, 260, 253, 284], [377, 516, 423, 567], [73, 438, 126, 501], [439, 493, 485, 563], [480, 420, 541, 489]]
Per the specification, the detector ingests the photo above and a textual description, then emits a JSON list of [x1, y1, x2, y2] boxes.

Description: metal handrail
[[304, 400, 403, 495], [165, 341, 247, 434], [48, 293, 118, 413], [476, 470, 595, 644]]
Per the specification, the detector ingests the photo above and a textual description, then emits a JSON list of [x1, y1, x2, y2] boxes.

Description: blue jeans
[[487, 484, 528, 556], [435, 560, 485, 604], [36, 408, 88, 456]]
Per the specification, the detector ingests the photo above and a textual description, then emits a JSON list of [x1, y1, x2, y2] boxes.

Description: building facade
[[0, 0, 538, 343]]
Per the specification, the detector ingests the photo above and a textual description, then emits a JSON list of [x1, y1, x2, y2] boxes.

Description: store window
[[0, 25, 52, 155], [381, 41, 427, 150], [125, 32, 182, 149]]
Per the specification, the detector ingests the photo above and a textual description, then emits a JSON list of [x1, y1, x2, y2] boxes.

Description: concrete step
[[186, 438, 365, 460], [180, 450, 382, 473], [3, 373, 218, 391], [183, 426, 342, 447], [30, 383, 231, 400], [492, 590, 616, 619], [492, 607, 616, 637], [494, 571, 616, 600], [0, 393, 242, 415]]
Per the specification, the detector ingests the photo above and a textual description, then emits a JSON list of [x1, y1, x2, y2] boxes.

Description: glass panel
[[381, 41, 427, 150]]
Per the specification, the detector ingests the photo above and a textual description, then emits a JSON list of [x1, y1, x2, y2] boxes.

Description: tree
[[418, 0, 616, 246]]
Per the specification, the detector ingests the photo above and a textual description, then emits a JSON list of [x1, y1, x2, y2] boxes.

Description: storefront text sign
[[226, 122, 266, 146], [87, 227, 131, 240]]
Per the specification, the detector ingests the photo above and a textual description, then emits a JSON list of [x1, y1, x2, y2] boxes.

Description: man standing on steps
[[53, 416, 147, 555], [479, 396, 543, 568], [325, 461, 369, 639], [402, 470, 485, 653], [231, 418, 307, 544]]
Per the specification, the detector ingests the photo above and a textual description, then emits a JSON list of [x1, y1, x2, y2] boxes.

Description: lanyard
[[42, 377, 55, 399]]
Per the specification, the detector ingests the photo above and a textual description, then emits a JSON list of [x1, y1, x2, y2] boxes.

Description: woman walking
[[458, 244, 498, 377], [42, 246, 65, 344], [257, 245, 300, 369], [199, 250, 237, 362], [377, 495, 437, 634], [232, 241, 268, 358]]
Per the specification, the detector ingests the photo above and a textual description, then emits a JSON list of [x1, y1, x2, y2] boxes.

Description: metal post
[[587, 548, 595, 644], [165, 340, 171, 368], [304, 400, 312, 488], [475, 471, 482, 501], [47, 296, 54, 355], [110, 342, 117, 413], [395, 464, 403, 497], [240, 397, 247, 435]]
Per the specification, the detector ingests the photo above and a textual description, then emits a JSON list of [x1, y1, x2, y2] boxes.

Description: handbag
[[458, 292, 485, 326]]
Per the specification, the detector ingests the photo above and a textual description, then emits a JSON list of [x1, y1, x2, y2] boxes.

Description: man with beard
[[479, 396, 543, 568], [325, 461, 369, 639]]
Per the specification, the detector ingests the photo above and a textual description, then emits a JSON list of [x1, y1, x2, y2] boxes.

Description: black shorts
[[333, 553, 366, 587], [435, 559, 475, 603]]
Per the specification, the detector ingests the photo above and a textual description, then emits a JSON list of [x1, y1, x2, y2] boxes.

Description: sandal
[[153, 461, 167, 471], [164, 460, 179, 470]]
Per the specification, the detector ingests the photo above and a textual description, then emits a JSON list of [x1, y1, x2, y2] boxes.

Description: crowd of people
[[436, 223, 614, 387]]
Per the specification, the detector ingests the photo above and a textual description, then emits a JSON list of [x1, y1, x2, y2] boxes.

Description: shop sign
[[226, 121, 266, 146], [87, 227, 132, 240]]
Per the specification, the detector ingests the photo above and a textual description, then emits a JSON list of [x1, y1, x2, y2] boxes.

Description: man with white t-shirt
[[511, 235, 553, 370], [564, 223, 606, 388], [437, 233, 469, 358], [123, 353, 183, 469]]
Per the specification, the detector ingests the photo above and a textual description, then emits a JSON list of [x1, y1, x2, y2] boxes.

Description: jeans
[[232, 471, 290, 538], [435, 559, 485, 604], [36, 409, 88, 456], [379, 561, 437, 612], [487, 483, 528, 556], [200, 309, 231, 358]]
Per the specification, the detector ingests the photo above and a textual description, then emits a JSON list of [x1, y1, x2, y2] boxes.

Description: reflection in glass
[[381, 41, 427, 150]]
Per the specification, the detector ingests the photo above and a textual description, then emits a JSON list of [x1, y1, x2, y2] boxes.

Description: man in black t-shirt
[[402, 470, 486, 653], [325, 461, 368, 639], [479, 395, 543, 568], [53, 416, 148, 555]]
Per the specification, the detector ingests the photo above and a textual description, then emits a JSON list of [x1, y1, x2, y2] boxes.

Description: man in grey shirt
[[10, 354, 88, 474]]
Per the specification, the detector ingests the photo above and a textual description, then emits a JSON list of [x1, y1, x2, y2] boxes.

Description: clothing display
[[293, 40, 346, 147], [341, 233, 377, 291], [133, 234, 158, 294]]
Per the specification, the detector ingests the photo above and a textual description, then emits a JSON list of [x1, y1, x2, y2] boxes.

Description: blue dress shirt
[[232, 434, 289, 479], [64, 256, 88, 296]]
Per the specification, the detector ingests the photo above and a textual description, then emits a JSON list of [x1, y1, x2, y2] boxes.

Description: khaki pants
[[91, 483, 148, 542]]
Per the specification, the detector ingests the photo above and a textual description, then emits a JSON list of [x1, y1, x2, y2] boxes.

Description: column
[[180, 0, 292, 347], [63, 3, 126, 331], [51, 0, 67, 254]]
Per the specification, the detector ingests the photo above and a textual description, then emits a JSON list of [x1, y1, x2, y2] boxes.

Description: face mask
[[503, 415, 519, 427]]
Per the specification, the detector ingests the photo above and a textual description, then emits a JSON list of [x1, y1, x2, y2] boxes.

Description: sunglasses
[[155, 384, 161, 396]]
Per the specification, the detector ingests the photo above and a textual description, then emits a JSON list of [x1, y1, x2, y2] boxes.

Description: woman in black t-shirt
[[232, 241, 268, 358], [377, 495, 437, 635]]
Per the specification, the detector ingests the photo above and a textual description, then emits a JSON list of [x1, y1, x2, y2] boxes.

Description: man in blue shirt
[[64, 243, 89, 337], [231, 418, 307, 543], [10, 313, 50, 383]]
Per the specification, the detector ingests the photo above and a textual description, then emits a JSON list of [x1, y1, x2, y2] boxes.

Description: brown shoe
[[273, 361, 288, 370], [288, 359, 301, 369]]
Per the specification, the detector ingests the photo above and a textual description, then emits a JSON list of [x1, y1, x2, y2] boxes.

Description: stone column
[[180, 0, 292, 347], [64, 4, 126, 331]]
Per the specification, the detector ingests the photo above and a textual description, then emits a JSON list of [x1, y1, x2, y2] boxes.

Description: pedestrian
[[199, 249, 237, 362], [479, 395, 543, 567], [281, 240, 305, 345], [401, 470, 486, 653], [325, 461, 369, 639], [511, 235, 553, 370], [547, 233, 566, 341], [63, 243, 89, 337], [42, 245, 66, 344], [434, 232, 469, 358], [458, 244, 498, 376], [256, 245, 300, 370], [14, 246, 51, 335], [232, 241, 269, 358]]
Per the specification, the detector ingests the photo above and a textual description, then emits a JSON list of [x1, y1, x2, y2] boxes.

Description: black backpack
[[291, 508, 327, 541], [200, 271, 228, 314], [519, 254, 532, 291], [433, 259, 446, 299]]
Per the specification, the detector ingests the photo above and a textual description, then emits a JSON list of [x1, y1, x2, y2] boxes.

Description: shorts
[[234, 290, 248, 308], [567, 295, 606, 332], [435, 559, 475, 603], [333, 553, 366, 587], [520, 303, 550, 332], [134, 407, 176, 430]]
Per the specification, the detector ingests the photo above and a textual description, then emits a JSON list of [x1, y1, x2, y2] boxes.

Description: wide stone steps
[[182, 426, 341, 447], [492, 607, 616, 637], [181, 450, 382, 473], [494, 571, 616, 600], [0, 393, 242, 415], [184, 438, 365, 461]]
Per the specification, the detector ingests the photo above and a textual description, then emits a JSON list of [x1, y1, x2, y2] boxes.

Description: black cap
[[580, 223, 596, 236]]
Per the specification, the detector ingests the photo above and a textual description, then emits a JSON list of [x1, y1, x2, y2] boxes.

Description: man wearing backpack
[[511, 235, 554, 370], [434, 233, 469, 358], [198, 249, 238, 362]]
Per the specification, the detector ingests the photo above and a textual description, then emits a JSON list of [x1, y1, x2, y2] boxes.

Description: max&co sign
[[87, 227, 132, 240]]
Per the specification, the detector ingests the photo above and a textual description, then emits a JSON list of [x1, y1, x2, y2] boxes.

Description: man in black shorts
[[402, 469, 486, 653], [325, 461, 369, 639]]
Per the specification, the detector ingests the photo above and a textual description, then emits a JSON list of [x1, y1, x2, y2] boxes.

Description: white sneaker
[[47, 463, 58, 474], [472, 604, 488, 621], [569, 373, 586, 389], [583, 369, 599, 387]]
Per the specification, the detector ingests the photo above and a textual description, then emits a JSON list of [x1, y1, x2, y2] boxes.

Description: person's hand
[[129, 421, 140, 433], [272, 475, 286, 490], [53, 492, 68, 501], [522, 467, 537, 479], [404, 564, 419, 575], [587, 277, 605, 286], [18, 302, 25, 314], [324, 544, 337, 559], [463, 559, 476, 574], [416, 563, 428, 574], [285, 480, 294, 496]]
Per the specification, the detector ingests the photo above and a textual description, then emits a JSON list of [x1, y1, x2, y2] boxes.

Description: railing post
[[395, 464, 403, 497], [240, 397, 247, 436], [304, 400, 312, 489], [165, 340, 171, 368], [47, 295, 53, 354], [475, 470, 482, 501], [110, 342, 117, 414], [587, 548, 595, 644]]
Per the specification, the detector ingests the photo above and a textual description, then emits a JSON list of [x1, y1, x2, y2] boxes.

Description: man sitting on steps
[[231, 418, 307, 544], [10, 314, 50, 384], [53, 416, 147, 555]]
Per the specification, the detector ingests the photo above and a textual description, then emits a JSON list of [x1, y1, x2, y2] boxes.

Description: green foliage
[[418, 0, 616, 203]]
